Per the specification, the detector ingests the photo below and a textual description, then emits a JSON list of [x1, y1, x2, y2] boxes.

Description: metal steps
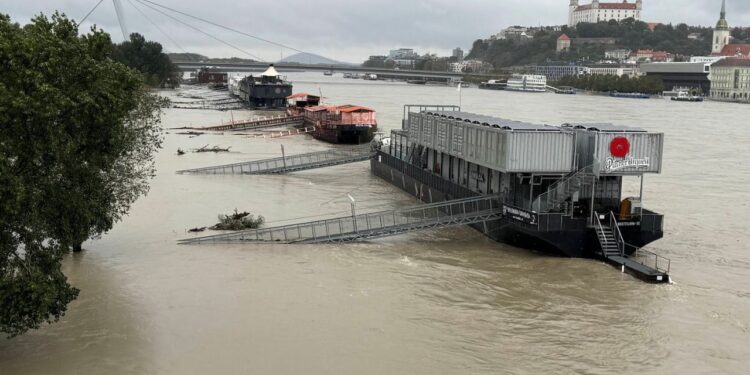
[[594, 211, 671, 283], [177, 145, 375, 175], [179, 195, 504, 245], [532, 164, 594, 213]]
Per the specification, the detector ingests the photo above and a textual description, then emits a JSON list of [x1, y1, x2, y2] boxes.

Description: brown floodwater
[[1, 72, 749, 374]]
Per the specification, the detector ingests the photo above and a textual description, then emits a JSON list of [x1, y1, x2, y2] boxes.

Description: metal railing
[[180, 195, 503, 245], [532, 164, 595, 213], [594, 211, 608, 251], [608, 211, 626, 257], [629, 244, 671, 274], [177, 146, 374, 175]]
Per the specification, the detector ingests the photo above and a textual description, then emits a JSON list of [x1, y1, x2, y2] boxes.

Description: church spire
[[716, 0, 729, 30]]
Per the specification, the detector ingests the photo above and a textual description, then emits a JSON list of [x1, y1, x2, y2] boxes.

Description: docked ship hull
[[370, 151, 664, 259], [313, 125, 377, 145]]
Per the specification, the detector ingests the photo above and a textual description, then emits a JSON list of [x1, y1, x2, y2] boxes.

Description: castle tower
[[569, 0, 579, 27], [713, 0, 731, 54], [636, 0, 643, 10]]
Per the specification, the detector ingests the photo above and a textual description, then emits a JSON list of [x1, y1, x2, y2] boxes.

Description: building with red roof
[[715, 44, 750, 58], [557, 34, 572, 52], [568, 0, 643, 27]]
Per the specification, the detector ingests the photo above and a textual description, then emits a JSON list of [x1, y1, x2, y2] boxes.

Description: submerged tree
[[0, 13, 163, 337]]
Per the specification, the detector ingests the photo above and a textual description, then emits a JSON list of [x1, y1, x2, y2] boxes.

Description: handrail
[[608, 211, 626, 257], [626, 243, 671, 274], [594, 211, 607, 250], [180, 195, 503, 244], [532, 164, 595, 213]]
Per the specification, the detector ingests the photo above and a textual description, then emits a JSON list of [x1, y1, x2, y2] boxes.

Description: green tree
[[0, 13, 163, 337], [112, 32, 179, 87]]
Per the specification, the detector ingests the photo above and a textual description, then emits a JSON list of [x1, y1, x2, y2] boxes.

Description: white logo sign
[[605, 157, 650, 172]]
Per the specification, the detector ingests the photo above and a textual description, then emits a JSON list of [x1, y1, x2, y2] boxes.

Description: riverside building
[[709, 58, 750, 103]]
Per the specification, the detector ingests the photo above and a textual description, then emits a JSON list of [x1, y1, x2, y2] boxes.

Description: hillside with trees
[[467, 19, 723, 69]]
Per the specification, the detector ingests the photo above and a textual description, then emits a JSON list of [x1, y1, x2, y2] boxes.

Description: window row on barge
[[372, 106, 668, 280]]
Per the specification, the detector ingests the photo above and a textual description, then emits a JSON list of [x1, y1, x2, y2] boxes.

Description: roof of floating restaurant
[[287, 93, 321, 99], [425, 111, 559, 131], [336, 105, 375, 113], [261, 65, 280, 77], [562, 123, 647, 132]]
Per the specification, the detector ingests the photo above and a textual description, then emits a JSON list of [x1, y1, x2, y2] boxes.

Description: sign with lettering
[[502, 205, 538, 225], [605, 157, 650, 172]]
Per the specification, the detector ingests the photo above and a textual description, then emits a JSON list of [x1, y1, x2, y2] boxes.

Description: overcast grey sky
[[4, 0, 749, 63]]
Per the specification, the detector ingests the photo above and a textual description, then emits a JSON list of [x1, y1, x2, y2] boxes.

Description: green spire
[[716, 0, 729, 30]]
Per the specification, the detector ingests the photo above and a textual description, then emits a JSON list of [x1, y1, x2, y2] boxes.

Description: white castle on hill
[[568, 0, 643, 27]]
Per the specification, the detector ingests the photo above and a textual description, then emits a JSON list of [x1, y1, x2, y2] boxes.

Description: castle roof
[[575, 1, 638, 11]]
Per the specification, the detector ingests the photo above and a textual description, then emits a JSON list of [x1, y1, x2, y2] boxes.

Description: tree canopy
[[113, 32, 180, 87], [0, 13, 163, 337], [554, 74, 664, 94]]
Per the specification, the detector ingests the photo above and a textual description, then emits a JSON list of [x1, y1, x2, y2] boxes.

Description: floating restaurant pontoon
[[233, 64, 293, 109], [372, 106, 669, 282], [179, 105, 670, 283]]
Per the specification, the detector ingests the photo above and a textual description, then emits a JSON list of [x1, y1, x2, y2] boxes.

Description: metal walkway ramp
[[179, 196, 504, 245], [175, 115, 304, 132], [177, 146, 375, 175]]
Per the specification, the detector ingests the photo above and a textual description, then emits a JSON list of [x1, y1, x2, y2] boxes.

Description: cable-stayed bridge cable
[[133, 0, 264, 61], [125, 0, 186, 53], [78, 0, 105, 24], [139, 0, 322, 59]]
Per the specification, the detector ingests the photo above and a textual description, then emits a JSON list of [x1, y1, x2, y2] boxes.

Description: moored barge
[[232, 65, 293, 109], [286, 93, 378, 145], [372, 105, 669, 282]]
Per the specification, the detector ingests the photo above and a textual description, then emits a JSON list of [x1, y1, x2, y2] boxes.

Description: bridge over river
[[175, 61, 466, 81]]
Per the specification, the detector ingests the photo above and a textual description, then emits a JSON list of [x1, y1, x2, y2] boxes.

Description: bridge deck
[[179, 195, 504, 245]]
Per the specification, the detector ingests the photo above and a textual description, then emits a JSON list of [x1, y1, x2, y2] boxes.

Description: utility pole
[[348, 194, 357, 233]]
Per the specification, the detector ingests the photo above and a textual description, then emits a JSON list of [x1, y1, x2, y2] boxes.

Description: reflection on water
[[1, 73, 749, 374]]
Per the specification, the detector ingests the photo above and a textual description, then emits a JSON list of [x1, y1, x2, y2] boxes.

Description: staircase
[[595, 224, 621, 258], [532, 164, 595, 213]]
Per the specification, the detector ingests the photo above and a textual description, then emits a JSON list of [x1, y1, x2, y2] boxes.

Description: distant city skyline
[[4, 0, 750, 63]]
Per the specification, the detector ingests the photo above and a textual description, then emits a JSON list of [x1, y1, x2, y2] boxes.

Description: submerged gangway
[[179, 196, 504, 245], [178, 115, 304, 132], [176, 145, 375, 175]]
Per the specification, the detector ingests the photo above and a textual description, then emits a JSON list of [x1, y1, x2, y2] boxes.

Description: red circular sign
[[610, 137, 630, 158]]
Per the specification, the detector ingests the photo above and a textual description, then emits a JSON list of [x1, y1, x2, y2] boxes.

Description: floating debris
[[177, 148, 186, 156], [188, 227, 207, 233], [193, 145, 231, 153], [176, 131, 204, 136], [210, 209, 264, 231]]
